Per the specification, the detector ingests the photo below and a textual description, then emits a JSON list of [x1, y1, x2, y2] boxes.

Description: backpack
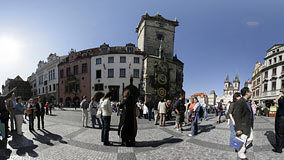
[[82, 101, 89, 109]]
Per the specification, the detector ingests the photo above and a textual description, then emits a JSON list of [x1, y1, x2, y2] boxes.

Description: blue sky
[[0, 0, 284, 97]]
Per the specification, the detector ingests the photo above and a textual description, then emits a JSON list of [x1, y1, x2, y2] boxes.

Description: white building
[[261, 44, 284, 106], [27, 72, 37, 99], [35, 53, 66, 103], [222, 74, 240, 104], [91, 43, 144, 101]]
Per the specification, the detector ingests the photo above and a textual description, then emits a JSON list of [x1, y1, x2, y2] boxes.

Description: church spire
[[225, 74, 229, 83], [234, 73, 240, 82]]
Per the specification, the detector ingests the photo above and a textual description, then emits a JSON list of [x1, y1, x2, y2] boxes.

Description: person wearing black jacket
[[233, 87, 253, 160], [273, 91, 284, 153], [0, 87, 16, 148], [35, 97, 45, 130]]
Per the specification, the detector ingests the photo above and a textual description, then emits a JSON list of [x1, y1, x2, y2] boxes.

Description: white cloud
[[246, 21, 259, 26]]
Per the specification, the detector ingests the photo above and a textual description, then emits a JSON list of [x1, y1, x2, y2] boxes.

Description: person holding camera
[[273, 91, 284, 153]]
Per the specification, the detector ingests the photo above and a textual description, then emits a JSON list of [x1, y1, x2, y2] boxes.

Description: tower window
[[157, 34, 164, 41]]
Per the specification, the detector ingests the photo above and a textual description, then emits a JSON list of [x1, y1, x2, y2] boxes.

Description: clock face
[[158, 74, 167, 85], [157, 88, 167, 97]]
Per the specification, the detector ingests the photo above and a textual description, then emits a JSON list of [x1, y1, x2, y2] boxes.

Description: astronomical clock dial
[[157, 74, 167, 85], [157, 88, 167, 98]]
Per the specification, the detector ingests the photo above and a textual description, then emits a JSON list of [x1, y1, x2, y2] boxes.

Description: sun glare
[[0, 36, 22, 61]]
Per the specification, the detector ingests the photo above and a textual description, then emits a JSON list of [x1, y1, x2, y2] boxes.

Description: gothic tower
[[136, 12, 179, 59], [233, 73, 240, 91], [224, 74, 230, 96]]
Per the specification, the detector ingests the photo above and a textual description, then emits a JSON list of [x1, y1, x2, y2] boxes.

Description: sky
[[0, 0, 284, 97]]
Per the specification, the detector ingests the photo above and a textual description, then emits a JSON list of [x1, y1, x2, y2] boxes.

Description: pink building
[[58, 49, 92, 107]]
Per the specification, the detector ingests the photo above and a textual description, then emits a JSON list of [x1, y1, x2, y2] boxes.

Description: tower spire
[[225, 74, 229, 83], [234, 72, 240, 82]]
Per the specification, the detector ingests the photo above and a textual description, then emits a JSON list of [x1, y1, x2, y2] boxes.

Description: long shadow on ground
[[135, 136, 183, 148]]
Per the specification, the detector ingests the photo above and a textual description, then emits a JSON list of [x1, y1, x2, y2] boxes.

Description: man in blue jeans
[[188, 97, 200, 137]]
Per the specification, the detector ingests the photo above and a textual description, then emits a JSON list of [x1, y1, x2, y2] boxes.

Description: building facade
[[251, 62, 263, 103], [58, 49, 91, 107], [2, 76, 32, 101], [27, 73, 37, 99], [35, 53, 64, 104], [261, 44, 284, 106], [90, 43, 144, 101], [223, 74, 240, 104], [208, 90, 217, 106], [137, 13, 184, 101]]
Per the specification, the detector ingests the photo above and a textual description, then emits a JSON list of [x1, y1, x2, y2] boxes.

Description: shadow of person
[[31, 131, 54, 146], [0, 148, 12, 160], [183, 124, 215, 134], [40, 129, 68, 144], [8, 135, 39, 158], [264, 131, 276, 148], [135, 136, 183, 148]]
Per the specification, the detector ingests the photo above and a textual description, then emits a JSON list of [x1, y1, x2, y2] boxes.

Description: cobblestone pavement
[[0, 108, 282, 160]]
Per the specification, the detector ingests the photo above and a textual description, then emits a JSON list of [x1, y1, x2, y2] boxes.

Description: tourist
[[142, 101, 148, 119], [174, 94, 186, 132], [217, 99, 223, 123], [14, 97, 26, 136], [187, 97, 196, 125], [251, 101, 257, 118], [26, 98, 35, 132], [49, 103, 53, 115], [118, 89, 138, 147], [185, 99, 190, 125], [88, 95, 102, 129], [228, 92, 241, 145], [80, 96, 89, 128], [100, 92, 112, 146], [188, 97, 200, 137], [272, 91, 284, 153], [136, 100, 143, 119], [35, 96, 45, 130], [153, 98, 159, 125], [202, 102, 208, 121], [146, 99, 153, 121], [45, 102, 49, 115], [0, 88, 16, 144], [7, 92, 17, 132], [234, 87, 254, 160], [225, 101, 231, 123], [166, 100, 173, 120], [158, 99, 167, 126]]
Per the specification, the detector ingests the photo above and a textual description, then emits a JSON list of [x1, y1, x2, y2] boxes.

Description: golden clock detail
[[157, 88, 167, 97]]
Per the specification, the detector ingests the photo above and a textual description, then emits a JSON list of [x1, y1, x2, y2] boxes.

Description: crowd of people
[[0, 87, 58, 149]]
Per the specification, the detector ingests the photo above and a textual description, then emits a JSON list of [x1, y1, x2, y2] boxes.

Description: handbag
[[230, 136, 244, 151]]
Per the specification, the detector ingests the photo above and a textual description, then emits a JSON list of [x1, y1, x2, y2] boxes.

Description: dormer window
[[100, 43, 109, 53], [127, 47, 134, 53], [102, 48, 108, 53]]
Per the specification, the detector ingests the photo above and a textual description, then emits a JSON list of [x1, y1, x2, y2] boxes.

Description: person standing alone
[[158, 99, 167, 126], [7, 93, 17, 132], [80, 96, 89, 127], [234, 87, 254, 160], [273, 91, 284, 153], [35, 97, 45, 130]]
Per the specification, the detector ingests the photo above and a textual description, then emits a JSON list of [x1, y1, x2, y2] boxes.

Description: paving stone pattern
[[0, 108, 282, 160]]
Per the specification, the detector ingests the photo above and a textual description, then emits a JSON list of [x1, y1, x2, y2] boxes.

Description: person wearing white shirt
[[100, 92, 112, 146]]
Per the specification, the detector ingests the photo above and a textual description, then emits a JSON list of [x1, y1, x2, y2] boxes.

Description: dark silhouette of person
[[118, 77, 139, 147]]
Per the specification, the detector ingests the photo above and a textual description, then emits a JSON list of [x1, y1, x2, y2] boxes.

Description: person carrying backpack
[[80, 96, 89, 127]]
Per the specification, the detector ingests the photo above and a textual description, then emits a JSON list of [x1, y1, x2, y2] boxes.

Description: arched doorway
[[65, 97, 71, 107]]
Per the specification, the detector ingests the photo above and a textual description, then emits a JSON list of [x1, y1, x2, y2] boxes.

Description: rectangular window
[[134, 57, 140, 64], [42, 87, 45, 93], [67, 67, 71, 77], [264, 71, 268, 78], [256, 89, 259, 96], [49, 85, 51, 92], [280, 55, 282, 61], [269, 59, 272, 65], [102, 48, 108, 53], [282, 80, 284, 89], [82, 63, 87, 73], [60, 70, 64, 78], [274, 57, 277, 63], [95, 84, 104, 91], [96, 58, 101, 65], [257, 78, 260, 85], [272, 81, 276, 91], [108, 57, 114, 63], [74, 65, 79, 75], [282, 66, 284, 73], [52, 69, 55, 80], [134, 69, 139, 78], [108, 69, 114, 78], [273, 68, 277, 76], [253, 91, 255, 97], [38, 89, 40, 94], [264, 84, 267, 92], [120, 57, 126, 63], [120, 68, 126, 78], [253, 81, 256, 87], [53, 84, 56, 91], [96, 70, 101, 79]]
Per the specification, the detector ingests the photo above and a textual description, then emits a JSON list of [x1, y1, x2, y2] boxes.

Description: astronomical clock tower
[[136, 13, 184, 101]]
